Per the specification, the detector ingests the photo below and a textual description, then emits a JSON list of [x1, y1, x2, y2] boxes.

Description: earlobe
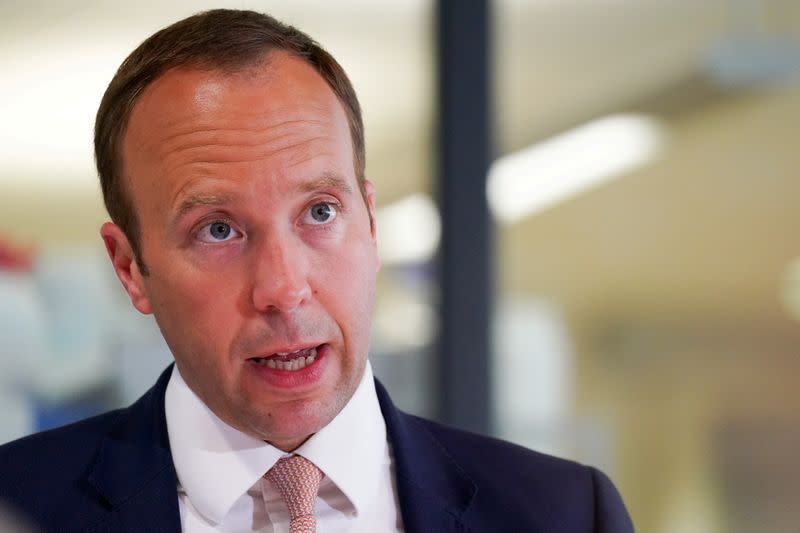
[[100, 222, 153, 315]]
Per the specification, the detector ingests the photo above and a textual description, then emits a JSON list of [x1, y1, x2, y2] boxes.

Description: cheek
[[151, 270, 229, 313], [314, 240, 377, 333], [145, 264, 243, 351]]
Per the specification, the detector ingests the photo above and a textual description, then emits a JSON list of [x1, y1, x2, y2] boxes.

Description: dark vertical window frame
[[434, 0, 493, 435]]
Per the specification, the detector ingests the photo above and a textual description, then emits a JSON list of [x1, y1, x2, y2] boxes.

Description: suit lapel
[[375, 379, 476, 533], [84, 366, 181, 533]]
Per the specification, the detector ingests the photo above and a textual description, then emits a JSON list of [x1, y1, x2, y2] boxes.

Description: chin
[[247, 399, 337, 445]]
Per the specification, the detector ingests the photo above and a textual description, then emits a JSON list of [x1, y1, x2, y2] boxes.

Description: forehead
[[124, 51, 348, 151], [120, 52, 355, 206]]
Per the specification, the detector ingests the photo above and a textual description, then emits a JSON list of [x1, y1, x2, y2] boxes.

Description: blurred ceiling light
[[0, 41, 128, 185], [487, 114, 666, 224], [376, 193, 440, 265], [781, 258, 800, 321]]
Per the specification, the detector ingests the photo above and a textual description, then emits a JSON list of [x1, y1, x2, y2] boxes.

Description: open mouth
[[249, 346, 320, 371]]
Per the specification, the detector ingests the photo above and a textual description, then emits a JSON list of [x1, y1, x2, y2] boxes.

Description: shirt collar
[[165, 366, 283, 524], [164, 361, 386, 524]]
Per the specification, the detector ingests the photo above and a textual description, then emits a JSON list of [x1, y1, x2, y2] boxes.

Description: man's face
[[102, 52, 379, 451]]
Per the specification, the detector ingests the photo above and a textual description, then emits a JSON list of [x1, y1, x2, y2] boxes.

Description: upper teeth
[[254, 347, 317, 371]]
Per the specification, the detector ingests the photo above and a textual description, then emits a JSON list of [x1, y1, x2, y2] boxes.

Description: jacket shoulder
[[0, 409, 135, 533], [404, 414, 633, 532], [0, 409, 124, 498], [407, 414, 588, 484]]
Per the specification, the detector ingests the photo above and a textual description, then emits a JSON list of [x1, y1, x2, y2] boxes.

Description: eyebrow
[[175, 192, 236, 219], [299, 172, 354, 195]]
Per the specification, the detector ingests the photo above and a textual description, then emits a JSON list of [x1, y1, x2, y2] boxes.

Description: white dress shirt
[[165, 362, 404, 532]]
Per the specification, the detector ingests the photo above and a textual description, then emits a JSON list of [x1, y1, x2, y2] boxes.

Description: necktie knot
[[265, 455, 323, 533]]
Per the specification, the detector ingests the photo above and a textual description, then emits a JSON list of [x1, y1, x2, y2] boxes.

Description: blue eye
[[197, 221, 241, 243], [306, 202, 337, 225]]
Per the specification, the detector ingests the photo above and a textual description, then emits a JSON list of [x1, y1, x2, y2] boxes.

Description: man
[[0, 9, 633, 532]]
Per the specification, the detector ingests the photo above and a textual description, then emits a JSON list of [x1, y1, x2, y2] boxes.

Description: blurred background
[[1, 0, 799, 531]]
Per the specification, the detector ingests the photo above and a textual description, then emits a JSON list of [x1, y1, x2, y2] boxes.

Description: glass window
[[492, 1, 800, 531]]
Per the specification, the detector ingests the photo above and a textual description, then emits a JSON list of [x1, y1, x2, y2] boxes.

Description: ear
[[363, 179, 381, 272], [364, 179, 377, 242], [100, 222, 153, 314]]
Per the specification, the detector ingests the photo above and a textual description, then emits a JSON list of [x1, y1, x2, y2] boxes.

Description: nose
[[250, 232, 312, 313]]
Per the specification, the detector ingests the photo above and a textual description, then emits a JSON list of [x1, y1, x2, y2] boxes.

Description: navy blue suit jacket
[[0, 366, 633, 532]]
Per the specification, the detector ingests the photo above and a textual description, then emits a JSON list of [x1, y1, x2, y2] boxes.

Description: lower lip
[[246, 344, 328, 390]]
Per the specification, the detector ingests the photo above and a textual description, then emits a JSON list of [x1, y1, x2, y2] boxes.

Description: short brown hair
[[95, 9, 366, 274]]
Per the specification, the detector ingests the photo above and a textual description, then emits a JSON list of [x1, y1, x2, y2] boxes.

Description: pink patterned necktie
[[265, 455, 324, 533]]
